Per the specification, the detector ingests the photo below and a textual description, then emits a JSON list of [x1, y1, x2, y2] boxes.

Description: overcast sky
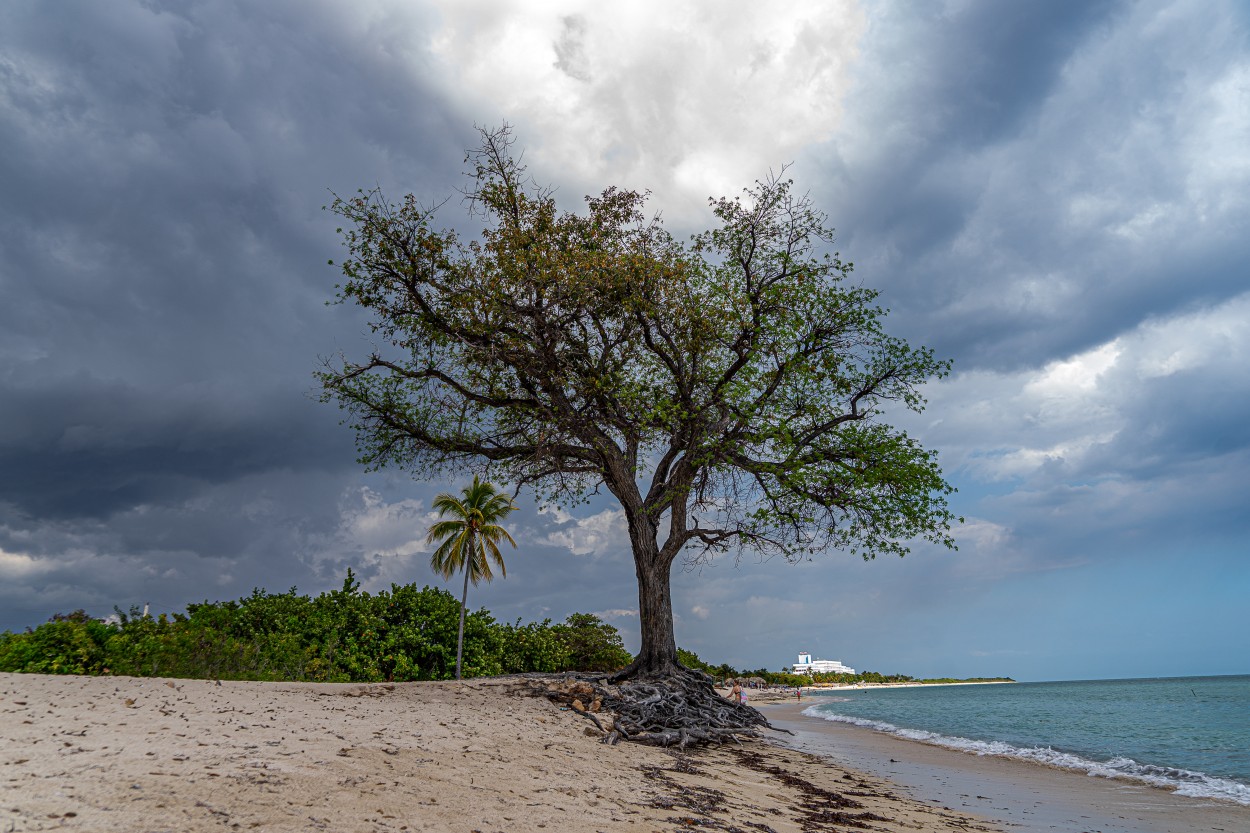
[[2, 0, 1247, 683]]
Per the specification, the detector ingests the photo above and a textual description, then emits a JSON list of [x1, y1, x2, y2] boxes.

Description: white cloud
[[921, 291, 1250, 484], [1181, 60, 1250, 217], [1025, 342, 1120, 398], [1129, 294, 1250, 379], [426, 0, 866, 225], [305, 487, 431, 566], [829, 0, 1249, 373], [938, 517, 1086, 582], [957, 518, 1011, 552], [0, 546, 54, 578], [874, 283, 1250, 582], [1041, 4, 1250, 238], [595, 608, 638, 620], [536, 506, 626, 556]]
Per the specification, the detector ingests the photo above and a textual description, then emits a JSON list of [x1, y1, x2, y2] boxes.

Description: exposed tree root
[[521, 669, 784, 749]]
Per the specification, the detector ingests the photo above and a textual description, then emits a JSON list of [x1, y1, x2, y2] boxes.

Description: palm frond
[[424, 478, 518, 588], [425, 519, 468, 544], [431, 494, 469, 519], [429, 530, 469, 579], [483, 538, 507, 579]]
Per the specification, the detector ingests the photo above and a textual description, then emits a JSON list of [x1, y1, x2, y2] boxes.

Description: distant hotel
[[792, 651, 856, 675]]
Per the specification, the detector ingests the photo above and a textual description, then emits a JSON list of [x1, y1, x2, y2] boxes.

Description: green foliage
[[321, 125, 958, 567], [0, 575, 630, 681], [320, 125, 960, 674], [426, 476, 517, 587], [492, 620, 570, 674], [0, 611, 115, 675], [676, 647, 718, 677], [490, 613, 632, 675], [554, 613, 632, 672]]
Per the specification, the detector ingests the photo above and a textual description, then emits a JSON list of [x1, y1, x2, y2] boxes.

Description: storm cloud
[[2, 0, 1247, 681]]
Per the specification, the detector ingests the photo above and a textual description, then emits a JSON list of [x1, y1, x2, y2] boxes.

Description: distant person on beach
[[730, 681, 742, 703]]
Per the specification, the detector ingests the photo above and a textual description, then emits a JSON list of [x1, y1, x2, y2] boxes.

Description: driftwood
[[524, 669, 781, 749]]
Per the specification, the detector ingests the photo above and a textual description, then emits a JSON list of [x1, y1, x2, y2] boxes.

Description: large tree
[[321, 126, 957, 681]]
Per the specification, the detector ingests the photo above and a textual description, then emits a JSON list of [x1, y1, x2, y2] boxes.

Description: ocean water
[[801, 675, 1250, 805]]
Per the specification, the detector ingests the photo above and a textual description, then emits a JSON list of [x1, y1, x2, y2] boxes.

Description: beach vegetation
[[0, 577, 630, 682], [0, 610, 114, 675], [555, 612, 634, 672]]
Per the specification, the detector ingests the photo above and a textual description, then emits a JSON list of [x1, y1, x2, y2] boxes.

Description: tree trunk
[[635, 557, 680, 674], [604, 466, 685, 681], [615, 535, 682, 679]]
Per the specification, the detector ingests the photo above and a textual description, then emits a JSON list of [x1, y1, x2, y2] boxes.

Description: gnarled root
[[527, 669, 781, 749]]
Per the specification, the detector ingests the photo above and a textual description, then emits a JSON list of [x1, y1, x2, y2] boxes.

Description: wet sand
[[761, 699, 1250, 833]]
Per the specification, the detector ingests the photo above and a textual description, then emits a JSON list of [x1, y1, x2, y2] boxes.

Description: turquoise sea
[[801, 674, 1250, 805]]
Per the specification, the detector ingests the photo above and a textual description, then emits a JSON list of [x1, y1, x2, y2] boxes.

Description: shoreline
[[800, 680, 1016, 692], [762, 699, 1250, 833], [2, 672, 1001, 832]]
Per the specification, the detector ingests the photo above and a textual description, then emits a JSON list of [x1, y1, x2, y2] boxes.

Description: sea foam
[[801, 706, 1250, 806]]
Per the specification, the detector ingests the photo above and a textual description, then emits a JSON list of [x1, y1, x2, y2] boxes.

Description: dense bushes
[[0, 610, 116, 676], [0, 571, 630, 682]]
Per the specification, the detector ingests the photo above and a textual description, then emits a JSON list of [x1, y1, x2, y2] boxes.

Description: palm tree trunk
[[455, 530, 473, 680], [456, 564, 469, 680]]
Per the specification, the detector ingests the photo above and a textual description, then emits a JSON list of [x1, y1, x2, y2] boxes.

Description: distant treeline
[[676, 651, 1013, 687], [1, 573, 1012, 686], [0, 571, 632, 682]]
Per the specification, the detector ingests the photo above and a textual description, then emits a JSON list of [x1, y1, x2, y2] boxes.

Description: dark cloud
[[907, 0, 1121, 147], [1, 1, 1246, 679], [0, 0, 472, 628], [0, 377, 348, 519], [809, 0, 1250, 373], [0, 3, 467, 487]]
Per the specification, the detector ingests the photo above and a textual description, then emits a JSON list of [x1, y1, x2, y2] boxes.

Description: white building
[[792, 651, 856, 675]]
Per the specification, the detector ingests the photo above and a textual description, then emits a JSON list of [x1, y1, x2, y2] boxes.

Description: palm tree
[[425, 475, 517, 680]]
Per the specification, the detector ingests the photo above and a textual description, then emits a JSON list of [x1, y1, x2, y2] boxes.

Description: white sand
[[2, 672, 1003, 832]]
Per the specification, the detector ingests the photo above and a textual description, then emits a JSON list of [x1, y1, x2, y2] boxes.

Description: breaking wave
[[801, 706, 1250, 806]]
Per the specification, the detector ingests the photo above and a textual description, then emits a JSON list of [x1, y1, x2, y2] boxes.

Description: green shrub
[[0, 574, 633, 683], [0, 611, 116, 675], [554, 613, 632, 672]]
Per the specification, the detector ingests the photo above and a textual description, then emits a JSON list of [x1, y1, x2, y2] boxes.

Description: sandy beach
[[2, 672, 1002, 833]]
